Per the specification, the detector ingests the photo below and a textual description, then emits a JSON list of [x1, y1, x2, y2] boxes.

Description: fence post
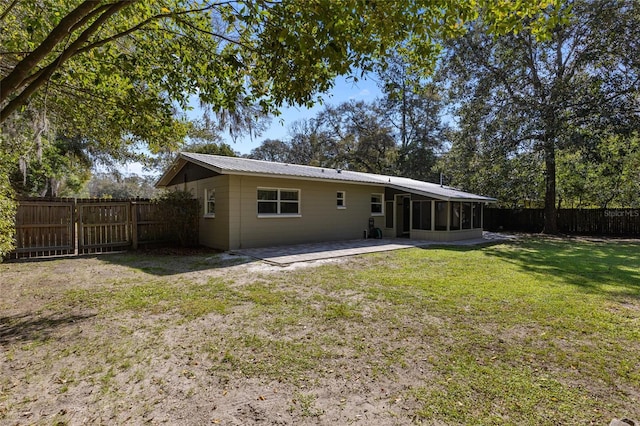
[[73, 199, 78, 256], [131, 201, 138, 250]]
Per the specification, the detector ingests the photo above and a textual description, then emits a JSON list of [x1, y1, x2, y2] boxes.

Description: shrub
[[152, 189, 199, 247], [0, 168, 17, 260]]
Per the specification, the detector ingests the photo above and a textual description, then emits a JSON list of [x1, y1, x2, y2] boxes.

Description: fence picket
[[485, 208, 640, 236], [8, 198, 197, 259]]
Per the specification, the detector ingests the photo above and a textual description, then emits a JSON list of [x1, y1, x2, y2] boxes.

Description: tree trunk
[[542, 137, 558, 234]]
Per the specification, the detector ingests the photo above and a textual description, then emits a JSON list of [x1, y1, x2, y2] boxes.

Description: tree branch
[[1, 2, 130, 122], [0, 1, 102, 105], [0, 0, 19, 22], [68, 3, 113, 33], [74, 4, 252, 60], [174, 16, 252, 51]]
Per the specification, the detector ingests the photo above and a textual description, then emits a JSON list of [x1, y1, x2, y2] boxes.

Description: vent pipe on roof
[[337, 169, 342, 174], [440, 172, 443, 187]]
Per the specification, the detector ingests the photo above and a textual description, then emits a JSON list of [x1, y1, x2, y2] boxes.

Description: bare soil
[[0, 251, 428, 425]]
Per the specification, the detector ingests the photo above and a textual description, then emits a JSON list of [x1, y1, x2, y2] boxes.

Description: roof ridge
[[182, 152, 332, 171], [181, 152, 401, 180]]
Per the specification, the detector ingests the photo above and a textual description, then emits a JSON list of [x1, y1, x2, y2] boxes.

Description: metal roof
[[156, 152, 497, 202]]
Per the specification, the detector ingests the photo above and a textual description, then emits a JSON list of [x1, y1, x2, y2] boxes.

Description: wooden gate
[[9, 198, 181, 259], [13, 198, 76, 258], [77, 200, 131, 255]]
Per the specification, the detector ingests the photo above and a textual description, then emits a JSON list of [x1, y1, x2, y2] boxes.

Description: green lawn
[[1, 237, 638, 425]]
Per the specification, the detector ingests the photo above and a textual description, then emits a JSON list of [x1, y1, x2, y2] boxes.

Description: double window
[[204, 188, 215, 217], [257, 188, 300, 216]]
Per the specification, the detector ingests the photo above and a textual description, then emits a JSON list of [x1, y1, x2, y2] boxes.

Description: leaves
[[440, 0, 640, 210]]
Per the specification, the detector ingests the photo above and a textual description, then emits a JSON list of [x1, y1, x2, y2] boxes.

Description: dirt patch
[[0, 253, 428, 425]]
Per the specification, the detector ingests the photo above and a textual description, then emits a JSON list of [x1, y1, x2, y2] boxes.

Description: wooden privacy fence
[[484, 208, 640, 236], [10, 197, 194, 259]]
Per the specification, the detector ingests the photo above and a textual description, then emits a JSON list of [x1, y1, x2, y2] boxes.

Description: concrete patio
[[231, 232, 514, 265]]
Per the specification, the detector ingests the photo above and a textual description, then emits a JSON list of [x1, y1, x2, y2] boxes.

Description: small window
[[371, 193, 383, 215], [204, 188, 215, 217], [337, 191, 346, 209], [257, 188, 300, 216]]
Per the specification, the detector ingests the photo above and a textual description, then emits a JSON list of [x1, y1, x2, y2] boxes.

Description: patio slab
[[232, 232, 514, 265]]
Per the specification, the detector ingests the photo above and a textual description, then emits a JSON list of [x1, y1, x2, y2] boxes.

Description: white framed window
[[257, 188, 300, 217], [337, 191, 346, 209], [204, 188, 215, 217], [371, 193, 384, 216]]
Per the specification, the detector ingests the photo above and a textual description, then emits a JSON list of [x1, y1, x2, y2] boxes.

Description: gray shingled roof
[[158, 152, 496, 202]]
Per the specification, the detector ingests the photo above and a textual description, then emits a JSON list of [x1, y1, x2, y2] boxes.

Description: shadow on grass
[[482, 237, 640, 297], [8, 246, 253, 277], [99, 248, 252, 276], [0, 312, 96, 345]]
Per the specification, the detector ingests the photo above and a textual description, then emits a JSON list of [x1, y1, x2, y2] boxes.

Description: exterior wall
[[229, 175, 385, 249], [168, 175, 230, 251], [169, 172, 487, 249]]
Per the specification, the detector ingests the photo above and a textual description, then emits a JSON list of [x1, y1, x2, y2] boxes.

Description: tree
[[0, 0, 562, 256], [318, 101, 397, 174], [86, 172, 159, 199], [441, 133, 545, 208], [247, 139, 291, 163], [441, 0, 640, 232], [9, 134, 92, 197], [247, 101, 398, 174], [286, 117, 337, 167], [376, 53, 447, 181], [557, 134, 640, 208], [1, 0, 555, 121]]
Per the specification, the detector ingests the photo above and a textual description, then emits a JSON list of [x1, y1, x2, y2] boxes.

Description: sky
[[223, 75, 383, 155], [119, 75, 383, 175]]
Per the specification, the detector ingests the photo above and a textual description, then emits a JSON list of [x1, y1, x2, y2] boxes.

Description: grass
[[1, 237, 638, 424]]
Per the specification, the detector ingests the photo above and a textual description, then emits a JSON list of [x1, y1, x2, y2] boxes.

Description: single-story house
[[156, 153, 497, 250]]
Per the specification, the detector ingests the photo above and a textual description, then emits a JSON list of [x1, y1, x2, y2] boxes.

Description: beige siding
[[169, 173, 485, 250], [228, 175, 385, 249]]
